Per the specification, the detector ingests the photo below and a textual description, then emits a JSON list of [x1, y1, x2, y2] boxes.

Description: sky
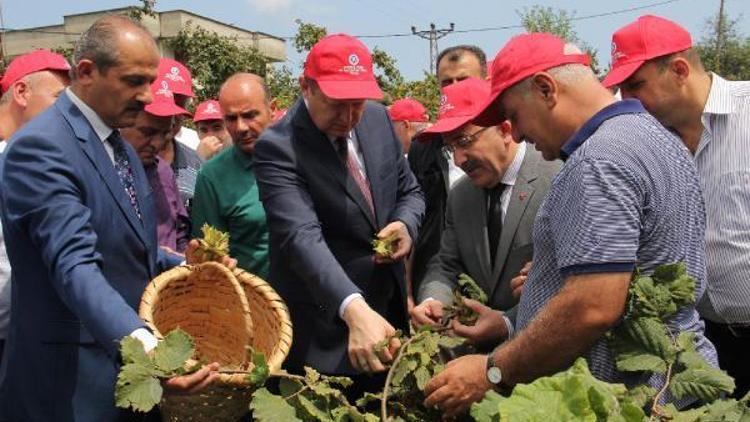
[[1, 0, 748, 80]]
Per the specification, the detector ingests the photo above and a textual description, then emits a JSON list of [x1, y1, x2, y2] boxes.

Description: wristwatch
[[485, 352, 503, 386]]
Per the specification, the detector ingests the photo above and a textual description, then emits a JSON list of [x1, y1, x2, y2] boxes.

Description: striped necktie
[[336, 137, 374, 217], [107, 130, 142, 221]]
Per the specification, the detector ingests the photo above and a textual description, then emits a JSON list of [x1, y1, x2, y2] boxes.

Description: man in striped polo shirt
[[423, 33, 718, 417], [604, 15, 750, 398]]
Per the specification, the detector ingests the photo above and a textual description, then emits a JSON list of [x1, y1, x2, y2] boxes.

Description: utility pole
[[0, 0, 5, 71], [714, 0, 725, 74], [411, 22, 454, 75]]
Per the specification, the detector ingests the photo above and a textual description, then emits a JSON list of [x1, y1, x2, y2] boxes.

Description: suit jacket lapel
[[292, 99, 377, 230], [490, 149, 540, 288], [59, 93, 150, 251]]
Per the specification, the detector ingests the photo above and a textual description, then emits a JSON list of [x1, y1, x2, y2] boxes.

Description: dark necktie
[[336, 137, 374, 216], [107, 130, 142, 221], [487, 183, 506, 266]]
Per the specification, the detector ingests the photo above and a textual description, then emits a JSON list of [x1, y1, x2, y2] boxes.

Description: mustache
[[461, 160, 480, 173]]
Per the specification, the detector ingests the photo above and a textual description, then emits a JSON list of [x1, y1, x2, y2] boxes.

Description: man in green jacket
[[191, 73, 271, 278]]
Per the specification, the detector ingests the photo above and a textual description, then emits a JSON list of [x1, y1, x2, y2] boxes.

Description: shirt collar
[[65, 87, 114, 142], [231, 145, 254, 169], [703, 73, 737, 115], [560, 99, 646, 160], [501, 141, 526, 187]]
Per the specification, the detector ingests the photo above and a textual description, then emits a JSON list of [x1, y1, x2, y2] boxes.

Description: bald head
[[219, 73, 270, 104], [218, 73, 272, 154]]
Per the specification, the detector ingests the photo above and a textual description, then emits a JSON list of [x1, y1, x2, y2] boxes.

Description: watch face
[[487, 366, 502, 384]]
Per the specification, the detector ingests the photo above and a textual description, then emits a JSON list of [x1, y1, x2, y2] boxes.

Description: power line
[[0, 0, 682, 41]]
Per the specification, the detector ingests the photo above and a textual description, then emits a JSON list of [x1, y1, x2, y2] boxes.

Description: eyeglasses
[[441, 126, 491, 154]]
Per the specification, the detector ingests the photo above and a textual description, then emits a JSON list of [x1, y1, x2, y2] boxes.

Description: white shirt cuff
[[502, 315, 515, 338], [339, 293, 365, 319], [130, 328, 159, 353]]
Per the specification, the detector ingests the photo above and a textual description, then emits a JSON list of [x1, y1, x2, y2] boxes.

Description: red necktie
[[336, 137, 374, 216]]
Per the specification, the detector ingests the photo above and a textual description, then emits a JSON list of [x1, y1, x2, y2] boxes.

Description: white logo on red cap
[[205, 102, 219, 114], [438, 95, 454, 114], [164, 66, 185, 83], [611, 41, 626, 62], [155, 80, 174, 98], [340, 52, 367, 75]]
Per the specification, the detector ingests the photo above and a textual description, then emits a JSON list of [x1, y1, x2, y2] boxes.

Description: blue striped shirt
[[517, 99, 718, 387], [694, 74, 750, 324]]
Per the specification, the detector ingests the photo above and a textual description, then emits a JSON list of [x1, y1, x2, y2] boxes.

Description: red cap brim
[[472, 92, 504, 128], [145, 102, 191, 117], [316, 79, 383, 100], [602, 60, 645, 88], [418, 115, 474, 139]]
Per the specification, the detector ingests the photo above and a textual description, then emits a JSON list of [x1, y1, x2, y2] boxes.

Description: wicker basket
[[139, 262, 293, 422]]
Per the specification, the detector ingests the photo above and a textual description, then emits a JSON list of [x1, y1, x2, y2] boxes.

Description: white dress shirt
[[694, 74, 750, 324]]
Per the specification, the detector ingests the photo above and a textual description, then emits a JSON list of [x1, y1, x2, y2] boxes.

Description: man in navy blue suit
[[0, 15, 222, 421], [254, 34, 425, 395]]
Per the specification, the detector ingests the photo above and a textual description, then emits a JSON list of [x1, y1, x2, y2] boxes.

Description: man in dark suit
[[254, 34, 425, 390], [407, 45, 487, 299], [410, 78, 560, 348], [0, 16, 219, 421]]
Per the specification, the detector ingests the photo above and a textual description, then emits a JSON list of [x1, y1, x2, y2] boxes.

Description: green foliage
[[292, 20, 327, 54], [517, 5, 601, 75], [153, 329, 195, 373], [247, 348, 270, 386], [115, 329, 196, 413], [167, 23, 271, 102], [249, 388, 299, 421], [250, 367, 377, 422], [443, 273, 488, 326], [380, 329, 467, 421], [472, 359, 645, 422], [266, 65, 300, 109], [696, 8, 750, 81], [195, 223, 230, 261], [372, 233, 399, 259], [127, 0, 157, 22], [472, 262, 738, 420]]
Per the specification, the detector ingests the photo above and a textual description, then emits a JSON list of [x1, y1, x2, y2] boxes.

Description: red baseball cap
[[0, 49, 71, 93], [304, 33, 383, 100], [193, 100, 223, 122], [418, 78, 490, 139], [388, 98, 428, 122], [145, 79, 190, 117], [602, 15, 692, 88], [474, 33, 590, 127], [157, 58, 195, 97]]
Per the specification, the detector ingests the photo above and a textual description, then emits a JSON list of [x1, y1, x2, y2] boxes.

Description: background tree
[[518, 6, 601, 75], [127, 0, 157, 22], [167, 23, 270, 102], [696, 8, 750, 80]]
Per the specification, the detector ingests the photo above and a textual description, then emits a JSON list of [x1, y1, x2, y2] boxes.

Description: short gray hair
[[0, 72, 45, 105], [72, 14, 152, 78], [506, 63, 596, 99]]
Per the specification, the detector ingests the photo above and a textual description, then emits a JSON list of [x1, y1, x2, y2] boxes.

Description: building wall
[[2, 8, 285, 62]]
